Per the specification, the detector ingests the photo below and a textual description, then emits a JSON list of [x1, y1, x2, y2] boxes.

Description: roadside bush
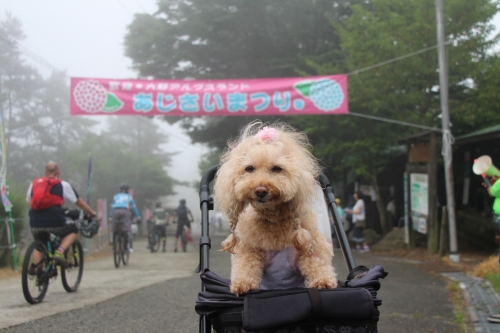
[[0, 180, 28, 268]]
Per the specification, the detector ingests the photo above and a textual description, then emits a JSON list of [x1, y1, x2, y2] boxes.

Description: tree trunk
[[371, 177, 388, 235]]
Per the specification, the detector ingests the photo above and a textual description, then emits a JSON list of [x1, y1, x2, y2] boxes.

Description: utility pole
[[435, 0, 459, 262]]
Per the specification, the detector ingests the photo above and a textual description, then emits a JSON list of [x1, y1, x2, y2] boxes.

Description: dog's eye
[[271, 166, 282, 173], [245, 166, 255, 173]]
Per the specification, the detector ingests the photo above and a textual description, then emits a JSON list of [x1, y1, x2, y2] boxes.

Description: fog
[[2, 0, 207, 220]]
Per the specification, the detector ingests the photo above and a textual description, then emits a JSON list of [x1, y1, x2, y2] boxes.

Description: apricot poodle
[[214, 122, 337, 295]]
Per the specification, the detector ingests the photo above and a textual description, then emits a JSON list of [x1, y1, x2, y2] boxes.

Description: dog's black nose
[[255, 186, 269, 198]]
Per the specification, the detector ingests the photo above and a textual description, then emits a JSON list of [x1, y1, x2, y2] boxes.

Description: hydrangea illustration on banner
[[293, 78, 344, 112], [73, 80, 124, 113]]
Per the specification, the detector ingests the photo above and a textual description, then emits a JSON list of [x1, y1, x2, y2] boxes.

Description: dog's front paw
[[306, 275, 338, 289], [230, 279, 259, 296]]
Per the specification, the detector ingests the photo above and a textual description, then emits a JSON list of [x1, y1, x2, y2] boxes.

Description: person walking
[[480, 174, 500, 323], [345, 191, 369, 252], [386, 197, 397, 229], [153, 202, 170, 252], [172, 199, 194, 252]]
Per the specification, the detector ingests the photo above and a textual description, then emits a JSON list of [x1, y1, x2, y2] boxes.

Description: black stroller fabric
[[195, 265, 387, 332]]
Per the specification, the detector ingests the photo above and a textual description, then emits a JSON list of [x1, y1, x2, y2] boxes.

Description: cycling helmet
[[180, 199, 186, 205], [156, 201, 162, 208], [119, 183, 129, 191], [79, 217, 100, 238]]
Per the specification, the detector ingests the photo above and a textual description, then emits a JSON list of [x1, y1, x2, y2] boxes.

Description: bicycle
[[113, 220, 129, 268], [22, 232, 84, 304], [148, 224, 165, 253], [174, 219, 193, 253]]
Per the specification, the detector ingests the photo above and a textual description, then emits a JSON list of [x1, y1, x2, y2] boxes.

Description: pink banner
[[70, 75, 348, 116]]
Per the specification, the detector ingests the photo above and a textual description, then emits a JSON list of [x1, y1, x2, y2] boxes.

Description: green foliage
[[455, 55, 500, 135], [64, 134, 176, 211], [330, 0, 498, 131], [0, 179, 28, 267]]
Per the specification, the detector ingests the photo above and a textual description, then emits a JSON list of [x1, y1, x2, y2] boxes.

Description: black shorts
[[155, 224, 167, 238], [31, 224, 78, 242]]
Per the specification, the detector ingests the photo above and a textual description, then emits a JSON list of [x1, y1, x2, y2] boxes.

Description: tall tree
[[106, 116, 173, 164], [0, 15, 96, 185], [293, 0, 499, 234], [125, 0, 358, 79]]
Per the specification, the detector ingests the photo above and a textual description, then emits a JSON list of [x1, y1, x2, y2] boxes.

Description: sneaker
[[359, 246, 370, 252], [53, 251, 68, 267], [35, 276, 43, 287], [28, 263, 37, 276], [488, 314, 500, 323], [128, 248, 134, 253]]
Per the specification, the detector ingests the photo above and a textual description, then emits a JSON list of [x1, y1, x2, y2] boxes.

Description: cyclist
[[110, 183, 141, 253], [172, 199, 194, 252], [26, 161, 96, 265], [152, 202, 170, 252]]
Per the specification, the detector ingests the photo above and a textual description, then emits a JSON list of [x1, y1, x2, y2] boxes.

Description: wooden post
[[428, 132, 439, 253]]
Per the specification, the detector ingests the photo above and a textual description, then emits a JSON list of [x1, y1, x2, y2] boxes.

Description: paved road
[[0, 235, 460, 332]]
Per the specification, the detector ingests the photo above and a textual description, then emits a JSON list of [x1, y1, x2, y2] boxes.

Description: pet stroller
[[195, 165, 387, 333]]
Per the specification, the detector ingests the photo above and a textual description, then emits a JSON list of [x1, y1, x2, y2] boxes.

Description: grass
[[473, 255, 500, 294], [447, 281, 468, 333]]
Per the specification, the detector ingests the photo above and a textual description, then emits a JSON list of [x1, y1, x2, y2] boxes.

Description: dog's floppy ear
[[214, 160, 244, 253]]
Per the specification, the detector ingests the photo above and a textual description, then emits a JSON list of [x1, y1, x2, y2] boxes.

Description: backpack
[[30, 177, 64, 210], [176, 205, 189, 221], [154, 208, 167, 220], [154, 208, 167, 224]]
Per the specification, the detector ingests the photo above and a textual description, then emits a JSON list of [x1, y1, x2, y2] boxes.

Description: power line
[[347, 112, 442, 132], [9, 115, 72, 133], [344, 42, 450, 132], [0, 30, 66, 76], [115, 0, 132, 15], [132, 0, 147, 12], [347, 42, 450, 76]]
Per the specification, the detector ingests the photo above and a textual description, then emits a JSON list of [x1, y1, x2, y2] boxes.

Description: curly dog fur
[[214, 122, 337, 295]]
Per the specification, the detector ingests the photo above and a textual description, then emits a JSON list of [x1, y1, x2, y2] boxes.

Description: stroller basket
[[196, 165, 387, 333]]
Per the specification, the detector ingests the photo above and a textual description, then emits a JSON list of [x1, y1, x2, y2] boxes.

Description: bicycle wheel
[[181, 229, 187, 252], [113, 233, 121, 268], [152, 229, 161, 253], [61, 240, 84, 292], [122, 236, 130, 266], [22, 240, 50, 304]]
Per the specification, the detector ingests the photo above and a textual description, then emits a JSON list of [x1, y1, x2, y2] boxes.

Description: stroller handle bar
[[318, 174, 356, 271]]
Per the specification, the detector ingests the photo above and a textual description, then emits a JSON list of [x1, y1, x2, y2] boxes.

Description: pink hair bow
[[256, 126, 279, 142]]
